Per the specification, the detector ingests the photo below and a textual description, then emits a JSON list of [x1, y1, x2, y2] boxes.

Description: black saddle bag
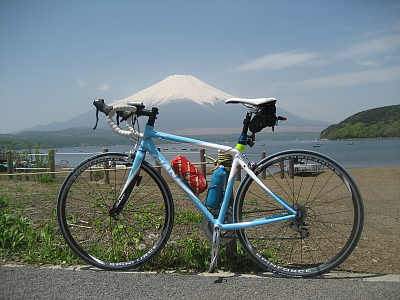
[[249, 103, 278, 133]]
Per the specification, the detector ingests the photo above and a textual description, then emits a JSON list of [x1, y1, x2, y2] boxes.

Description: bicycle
[[57, 97, 364, 277]]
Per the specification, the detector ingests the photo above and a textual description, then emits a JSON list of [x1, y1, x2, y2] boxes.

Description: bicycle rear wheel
[[57, 152, 174, 270], [234, 150, 363, 277]]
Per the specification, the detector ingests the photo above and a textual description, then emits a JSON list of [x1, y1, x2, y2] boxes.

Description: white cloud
[[98, 84, 110, 91], [76, 76, 87, 88], [235, 51, 320, 71], [333, 34, 400, 61], [354, 60, 378, 67], [234, 31, 400, 73], [289, 66, 400, 89]]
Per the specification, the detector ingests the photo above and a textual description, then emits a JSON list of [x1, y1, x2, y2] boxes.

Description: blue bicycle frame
[[124, 124, 298, 231]]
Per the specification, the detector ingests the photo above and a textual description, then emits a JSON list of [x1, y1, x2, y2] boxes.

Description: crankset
[[201, 208, 236, 244]]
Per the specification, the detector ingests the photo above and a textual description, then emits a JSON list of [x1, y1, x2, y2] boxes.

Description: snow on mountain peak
[[111, 75, 235, 107]]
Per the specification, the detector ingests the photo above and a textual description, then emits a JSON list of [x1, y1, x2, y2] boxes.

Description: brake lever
[[93, 108, 100, 130], [93, 99, 114, 130], [93, 106, 132, 129]]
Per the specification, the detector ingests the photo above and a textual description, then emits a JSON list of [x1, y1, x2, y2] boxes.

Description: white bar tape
[[106, 105, 142, 138], [125, 115, 144, 138]]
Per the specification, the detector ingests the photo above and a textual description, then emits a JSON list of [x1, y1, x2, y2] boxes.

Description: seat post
[[240, 112, 252, 137], [235, 112, 253, 151]]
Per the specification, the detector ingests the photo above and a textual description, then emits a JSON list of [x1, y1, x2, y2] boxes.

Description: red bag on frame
[[171, 156, 207, 194]]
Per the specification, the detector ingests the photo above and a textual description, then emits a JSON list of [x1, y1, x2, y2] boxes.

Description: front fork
[[108, 150, 145, 217], [108, 174, 142, 217]]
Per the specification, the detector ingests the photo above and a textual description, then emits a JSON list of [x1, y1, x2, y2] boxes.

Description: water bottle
[[205, 165, 226, 209]]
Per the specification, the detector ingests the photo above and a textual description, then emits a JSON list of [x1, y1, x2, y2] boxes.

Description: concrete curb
[[2, 264, 399, 282]]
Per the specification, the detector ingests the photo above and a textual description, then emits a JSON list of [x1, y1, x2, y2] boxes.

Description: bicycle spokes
[[234, 150, 363, 277], [109, 174, 142, 217]]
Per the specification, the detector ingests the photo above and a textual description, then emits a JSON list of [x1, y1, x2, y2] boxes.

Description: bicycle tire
[[234, 150, 364, 277], [57, 152, 174, 270]]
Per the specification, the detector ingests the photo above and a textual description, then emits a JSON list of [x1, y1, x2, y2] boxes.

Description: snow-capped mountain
[[111, 75, 235, 107], [17, 75, 330, 134], [109, 75, 329, 134]]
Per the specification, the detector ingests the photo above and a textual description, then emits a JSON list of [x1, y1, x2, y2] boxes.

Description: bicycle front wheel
[[57, 152, 174, 270], [234, 150, 364, 277]]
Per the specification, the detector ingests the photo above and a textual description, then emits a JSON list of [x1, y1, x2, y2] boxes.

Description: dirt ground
[[335, 167, 400, 274], [1, 166, 399, 275]]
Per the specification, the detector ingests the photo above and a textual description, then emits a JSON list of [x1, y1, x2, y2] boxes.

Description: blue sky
[[1, 0, 399, 133]]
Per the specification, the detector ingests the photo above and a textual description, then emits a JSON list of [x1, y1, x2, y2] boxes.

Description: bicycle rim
[[57, 152, 174, 270], [234, 150, 364, 277]]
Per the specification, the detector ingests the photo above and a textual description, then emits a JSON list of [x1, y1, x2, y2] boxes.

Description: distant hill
[[320, 105, 400, 140], [0, 128, 124, 149], [0, 127, 320, 150]]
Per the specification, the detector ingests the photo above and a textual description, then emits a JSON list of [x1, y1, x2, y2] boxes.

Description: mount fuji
[[112, 75, 235, 107], [18, 75, 330, 134]]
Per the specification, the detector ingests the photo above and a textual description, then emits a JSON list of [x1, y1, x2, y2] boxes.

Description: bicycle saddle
[[225, 97, 276, 106]]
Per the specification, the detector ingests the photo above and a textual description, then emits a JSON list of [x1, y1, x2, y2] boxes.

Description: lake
[[53, 139, 400, 169]]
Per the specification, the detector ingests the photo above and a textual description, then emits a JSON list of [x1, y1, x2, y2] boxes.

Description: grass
[[0, 191, 80, 266], [0, 177, 259, 273]]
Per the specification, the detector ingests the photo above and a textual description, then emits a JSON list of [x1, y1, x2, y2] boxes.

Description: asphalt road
[[1, 265, 399, 300]]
